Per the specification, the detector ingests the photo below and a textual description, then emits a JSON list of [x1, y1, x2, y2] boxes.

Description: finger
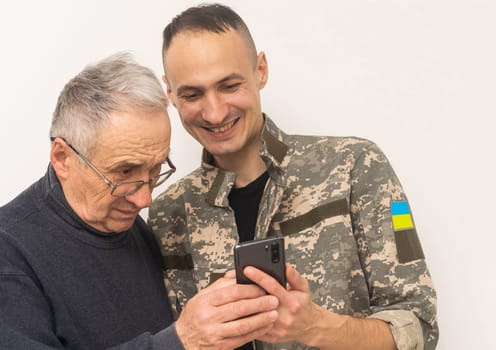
[[215, 294, 279, 323], [217, 309, 278, 340], [224, 269, 236, 279], [207, 283, 267, 307], [243, 266, 287, 298], [284, 263, 310, 293], [206, 275, 237, 291]]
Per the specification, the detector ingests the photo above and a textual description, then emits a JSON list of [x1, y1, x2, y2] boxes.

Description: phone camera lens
[[271, 243, 280, 263]]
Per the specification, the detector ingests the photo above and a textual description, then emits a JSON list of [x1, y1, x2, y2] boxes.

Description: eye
[[119, 167, 134, 177], [180, 90, 202, 102], [222, 82, 241, 92], [113, 165, 138, 180], [183, 94, 199, 101]]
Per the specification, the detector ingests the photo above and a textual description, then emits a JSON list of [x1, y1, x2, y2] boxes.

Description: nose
[[201, 91, 228, 124], [125, 183, 152, 209]]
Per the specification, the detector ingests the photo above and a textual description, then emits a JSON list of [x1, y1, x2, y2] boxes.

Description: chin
[[206, 143, 243, 157], [106, 220, 135, 234]]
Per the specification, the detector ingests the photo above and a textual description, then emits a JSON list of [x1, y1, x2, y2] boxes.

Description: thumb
[[285, 263, 310, 292]]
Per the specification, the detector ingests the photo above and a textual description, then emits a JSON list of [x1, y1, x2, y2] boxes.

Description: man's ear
[[50, 139, 71, 181], [256, 51, 269, 90], [162, 74, 176, 108]]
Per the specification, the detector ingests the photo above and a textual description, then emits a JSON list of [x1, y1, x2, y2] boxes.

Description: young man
[[0, 52, 279, 350], [150, 4, 438, 350]]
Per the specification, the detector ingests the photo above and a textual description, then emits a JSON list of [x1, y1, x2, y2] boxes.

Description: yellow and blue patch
[[391, 201, 424, 263], [391, 201, 415, 231]]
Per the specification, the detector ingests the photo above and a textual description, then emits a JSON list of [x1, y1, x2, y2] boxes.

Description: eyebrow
[[218, 73, 245, 84], [107, 161, 142, 172], [176, 73, 245, 96]]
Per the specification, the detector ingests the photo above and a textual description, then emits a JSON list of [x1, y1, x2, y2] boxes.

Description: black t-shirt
[[228, 171, 270, 243], [228, 171, 269, 350]]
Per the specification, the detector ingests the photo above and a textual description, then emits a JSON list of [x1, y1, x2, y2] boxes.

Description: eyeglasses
[[51, 137, 176, 197]]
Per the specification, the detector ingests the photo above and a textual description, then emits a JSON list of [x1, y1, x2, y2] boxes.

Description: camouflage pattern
[[149, 116, 438, 350]]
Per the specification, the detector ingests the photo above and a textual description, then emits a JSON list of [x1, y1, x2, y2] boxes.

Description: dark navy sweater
[[0, 166, 183, 350]]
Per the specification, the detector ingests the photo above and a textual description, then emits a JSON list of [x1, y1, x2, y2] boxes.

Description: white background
[[1, 1, 494, 348]]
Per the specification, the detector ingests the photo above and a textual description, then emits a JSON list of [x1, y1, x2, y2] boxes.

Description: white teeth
[[210, 120, 236, 133]]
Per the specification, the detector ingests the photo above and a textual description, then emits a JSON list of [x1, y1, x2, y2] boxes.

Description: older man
[[0, 53, 278, 350]]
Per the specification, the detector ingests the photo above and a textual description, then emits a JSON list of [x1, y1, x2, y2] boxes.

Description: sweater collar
[[45, 165, 131, 242]]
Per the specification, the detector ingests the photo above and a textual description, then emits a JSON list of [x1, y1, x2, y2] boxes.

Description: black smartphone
[[234, 235, 286, 287]]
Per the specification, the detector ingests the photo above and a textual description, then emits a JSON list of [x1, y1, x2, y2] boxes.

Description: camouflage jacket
[[149, 116, 438, 350]]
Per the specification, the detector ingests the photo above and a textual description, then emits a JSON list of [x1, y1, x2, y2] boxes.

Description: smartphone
[[234, 235, 286, 287]]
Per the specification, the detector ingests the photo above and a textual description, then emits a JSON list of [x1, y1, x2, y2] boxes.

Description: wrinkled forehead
[[92, 109, 170, 158]]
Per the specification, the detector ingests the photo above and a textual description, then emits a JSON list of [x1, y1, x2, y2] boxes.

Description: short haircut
[[49, 52, 168, 157], [162, 3, 257, 71]]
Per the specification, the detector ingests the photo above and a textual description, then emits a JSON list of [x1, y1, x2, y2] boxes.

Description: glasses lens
[[110, 162, 175, 197], [112, 182, 143, 197]]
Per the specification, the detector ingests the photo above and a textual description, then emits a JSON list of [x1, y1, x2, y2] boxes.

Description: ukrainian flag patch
[[391, 201, 414, 231], [390, 200, 425, 263]]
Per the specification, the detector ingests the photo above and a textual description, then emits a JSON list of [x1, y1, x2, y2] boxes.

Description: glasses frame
[[51, 137, 176, 197]]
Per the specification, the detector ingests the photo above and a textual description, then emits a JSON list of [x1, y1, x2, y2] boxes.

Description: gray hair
[[49, 52, 168, 157]]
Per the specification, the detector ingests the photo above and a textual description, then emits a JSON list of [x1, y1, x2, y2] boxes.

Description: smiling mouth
[[206, 118, 239, 133]]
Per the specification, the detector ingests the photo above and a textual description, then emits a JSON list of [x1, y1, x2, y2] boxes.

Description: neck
[[214, 143, 266, 188]]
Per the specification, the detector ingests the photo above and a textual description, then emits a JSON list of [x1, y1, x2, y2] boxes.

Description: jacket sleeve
[[148, 181, 191, 318], [349, 142, 438, 350]]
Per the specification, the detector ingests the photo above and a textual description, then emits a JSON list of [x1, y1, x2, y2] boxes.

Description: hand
[[243, 263, 322, 345], [243, 265, 398, 349], [175, 274, 279, 350]]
